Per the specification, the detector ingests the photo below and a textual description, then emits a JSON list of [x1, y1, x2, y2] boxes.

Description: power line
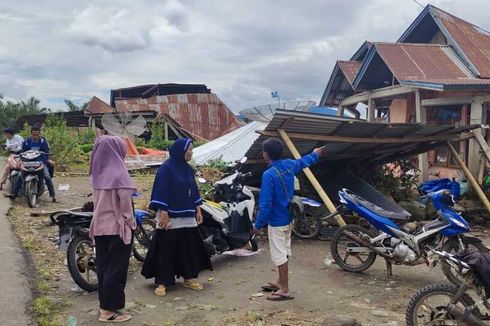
[[410, 0, 425, 9]]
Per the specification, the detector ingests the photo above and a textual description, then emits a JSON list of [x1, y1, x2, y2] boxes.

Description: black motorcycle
[[50, 201, 156, 292]]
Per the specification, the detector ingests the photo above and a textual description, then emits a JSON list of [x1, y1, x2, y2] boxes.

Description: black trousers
[[95, 235, 131, 311]]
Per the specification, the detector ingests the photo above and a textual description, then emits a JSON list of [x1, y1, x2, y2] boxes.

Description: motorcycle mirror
[[197, 177, 207, 184], [240, 157, 248, 164]]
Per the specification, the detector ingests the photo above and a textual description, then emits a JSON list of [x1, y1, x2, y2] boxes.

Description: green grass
[[34, 297, 63, 326]]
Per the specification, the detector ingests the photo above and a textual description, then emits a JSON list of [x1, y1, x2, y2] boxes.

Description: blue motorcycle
[[330, 189, 486, 284]]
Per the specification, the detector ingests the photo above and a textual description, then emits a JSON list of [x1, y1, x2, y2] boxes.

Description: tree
[[64, 99, 88, 112], [0, 96, 48, 131]]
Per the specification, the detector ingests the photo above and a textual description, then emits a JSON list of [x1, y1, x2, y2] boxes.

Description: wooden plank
[[367, 98, 376, 122], [421, 95, 490, 107], [472, 129, 490, 163], [468, 101, 484, 181], [277, 129, 346, 227], [415, 89, 428, 181], [258, 130, 473, 144], [447, 141, 490, 216], [341, 85, 414, 106]]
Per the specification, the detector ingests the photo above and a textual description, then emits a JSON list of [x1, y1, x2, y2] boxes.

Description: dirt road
[[0, 159, 32, 325], [7, 174, 489, 325]]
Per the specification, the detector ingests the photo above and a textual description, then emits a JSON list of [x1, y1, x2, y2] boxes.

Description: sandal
[[267, 292, 294, 301], [182, 280, 203, 291], [154, 286, 167, 297], [261, 282, 280, 292], [98, 311, 132, 323]]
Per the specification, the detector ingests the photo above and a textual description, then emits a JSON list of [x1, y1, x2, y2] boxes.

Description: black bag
[[455, 248, 490, 298]]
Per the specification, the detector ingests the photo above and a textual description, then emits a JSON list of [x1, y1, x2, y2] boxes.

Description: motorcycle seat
[[345, 190, 409, 221]]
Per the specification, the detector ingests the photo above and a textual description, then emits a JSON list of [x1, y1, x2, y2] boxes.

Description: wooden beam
[[422, 94, 490, 107], [258, 130, 473, 144], [277, 129, 346, 227], [337, 106, 344, 117], [471, 129, 490, 163], [415, 89, 428, 181], [367, 97, 376, 122], [447, 141, 490, 216], [468, 100, 484, 181], [341, 85, 414, 106]]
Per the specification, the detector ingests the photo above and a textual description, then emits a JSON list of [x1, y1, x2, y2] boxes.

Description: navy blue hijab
[[149, 138, 202, 217]]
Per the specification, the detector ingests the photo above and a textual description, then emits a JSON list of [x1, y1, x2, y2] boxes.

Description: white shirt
[[5, 135, 24, 153]]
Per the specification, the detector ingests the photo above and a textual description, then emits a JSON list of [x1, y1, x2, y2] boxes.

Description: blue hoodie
[[149, 138, 203, 218], [255, 151, 319, 229], [22, 137, 50, 164]]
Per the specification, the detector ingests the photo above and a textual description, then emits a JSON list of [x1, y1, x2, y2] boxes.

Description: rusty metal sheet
[[375, 43, 471, 81], [337, 61, 362, 85], [433, 7, 490, 78], [115, 93, 240, 141], [84, 96, 114, 115]]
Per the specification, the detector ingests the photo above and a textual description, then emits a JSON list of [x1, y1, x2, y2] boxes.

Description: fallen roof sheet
[[244, 110, 478, 167], [84, 96, 114, 115], [193, 121, 267, 165]]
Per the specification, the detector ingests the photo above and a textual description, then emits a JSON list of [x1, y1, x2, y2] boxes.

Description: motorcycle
[[198, 159, 258, 256], [329, 189, 486, 284], [3, 146, 21, 193], [17, 150, 48, 207], [406, 249, 490, 326], [50, 197, 156, 292]]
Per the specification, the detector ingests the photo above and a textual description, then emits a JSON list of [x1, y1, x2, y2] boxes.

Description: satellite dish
[[101, 112, 148, 140], [238, 100, 316, 123]]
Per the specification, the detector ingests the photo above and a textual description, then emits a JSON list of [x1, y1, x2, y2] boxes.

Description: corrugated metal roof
[[374, 43, 472, 81], [432, 6, 490, 78], [84, 96, 114, 115], [244, 110, 477, 167], [337, 61, 362, 85], [115, 93, 240, 141]]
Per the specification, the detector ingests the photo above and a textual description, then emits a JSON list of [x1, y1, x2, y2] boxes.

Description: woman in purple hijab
[[89, 135, 135, 323]]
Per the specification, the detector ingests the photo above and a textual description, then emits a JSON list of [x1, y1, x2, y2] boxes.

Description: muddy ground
[[6, 174, 490, 325]]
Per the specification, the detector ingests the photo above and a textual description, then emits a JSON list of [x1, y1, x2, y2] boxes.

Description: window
[[433, 145, 462, 168]]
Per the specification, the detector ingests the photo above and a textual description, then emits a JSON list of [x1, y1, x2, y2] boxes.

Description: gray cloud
[[0, 0, 489, 111]]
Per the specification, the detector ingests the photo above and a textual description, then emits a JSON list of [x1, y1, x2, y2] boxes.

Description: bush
[[42, 115, 83, 171], [77, 128, 96, 145], [79, 144, 93, 153], [145, 122, 174, 150]]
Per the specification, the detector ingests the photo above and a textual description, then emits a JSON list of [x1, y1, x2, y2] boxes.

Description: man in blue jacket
[[253, 138, 322, 301], [9, 125, 56, 202]]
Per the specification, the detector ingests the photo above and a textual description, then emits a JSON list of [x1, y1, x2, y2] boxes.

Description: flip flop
[[154, 286, 167, 297], [266, 292, 294, 301], [98, 312, 132, 323], [261, 283, 280, 292], [182, 280, 204, 291]]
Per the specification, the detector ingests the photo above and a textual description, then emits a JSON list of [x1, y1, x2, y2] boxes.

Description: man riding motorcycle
[[0, 127, 23, 190], [8, 125, 57, 202]]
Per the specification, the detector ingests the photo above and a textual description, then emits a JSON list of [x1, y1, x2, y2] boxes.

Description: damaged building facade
[[85, 83, 240, 141], [320, 5, 490, 181]]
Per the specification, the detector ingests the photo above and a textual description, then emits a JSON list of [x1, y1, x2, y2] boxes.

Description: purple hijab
[[89, 136, 135, 190]]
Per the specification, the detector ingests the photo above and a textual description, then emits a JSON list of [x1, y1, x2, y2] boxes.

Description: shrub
[[79, 144, 93, 153], [77, 128, 96, 145]]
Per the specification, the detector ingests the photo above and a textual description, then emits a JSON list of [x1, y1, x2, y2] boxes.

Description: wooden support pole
[[471, 129, 490, 163], [277, 129, 346, 227], [447, 141, 490, 215], [337, 106, 345, 117], [468, 100, 483, 184], [415, 89, 429, 181], [367, 97, 376, 122]]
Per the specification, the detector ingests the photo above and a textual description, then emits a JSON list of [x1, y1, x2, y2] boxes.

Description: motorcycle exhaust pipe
[[447, 303, 484, 326]]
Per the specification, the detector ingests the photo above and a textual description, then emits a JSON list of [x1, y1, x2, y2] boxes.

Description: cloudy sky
[[1, 0, 489, 112]]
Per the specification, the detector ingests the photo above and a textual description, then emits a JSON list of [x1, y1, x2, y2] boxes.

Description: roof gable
[[319, 61, 359, 106], [399, 5, 490, 78]]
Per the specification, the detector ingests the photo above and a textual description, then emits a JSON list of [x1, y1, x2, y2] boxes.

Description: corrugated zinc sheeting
[[244, 110, 478, 167], [115, 93, 240, 141], [337, 61, 362, 84]]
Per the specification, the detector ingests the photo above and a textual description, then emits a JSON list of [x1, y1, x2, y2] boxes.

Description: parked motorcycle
[[198, 160, 258, 255], [17, 150, 48, 207], [330, 189, 486, 284], [50, 199, 156, 292], [406, 249, 490, 325]]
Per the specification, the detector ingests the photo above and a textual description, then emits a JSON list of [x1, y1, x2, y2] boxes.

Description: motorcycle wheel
[[67, 234, 98, 292], [26, 180, 38, 208], [330, 224, 377, 273], [292, 209, 321, 239], [9, 174, 18, 195], [405, 283, 477, 326], [133, 219, 156, 262], [440, 237, 488, 285]]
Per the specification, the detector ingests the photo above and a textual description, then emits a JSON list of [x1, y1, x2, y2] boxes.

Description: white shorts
[[268, 223, 293, 266]]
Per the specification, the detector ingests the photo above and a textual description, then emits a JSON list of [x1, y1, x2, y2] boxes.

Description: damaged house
[[85, 83, 240, 141], [320, 4, 490, 181]]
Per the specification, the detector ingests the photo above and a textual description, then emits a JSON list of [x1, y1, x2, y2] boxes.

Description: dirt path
[[0, 159, 33, 325]]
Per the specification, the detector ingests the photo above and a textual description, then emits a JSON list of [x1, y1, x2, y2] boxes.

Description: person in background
[[89, 135, 135, 323], [142, 138, 212, 297], [8, 125, 56, 201], [253, 138, 323, 301], [0, 128, 23, 190]]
